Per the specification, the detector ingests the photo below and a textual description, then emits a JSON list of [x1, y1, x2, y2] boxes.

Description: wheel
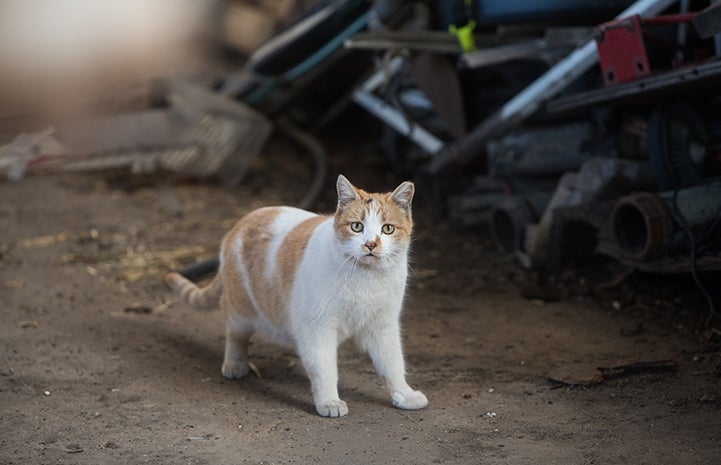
[[647, 101, 708, 191], [248, 0, 371, 77]]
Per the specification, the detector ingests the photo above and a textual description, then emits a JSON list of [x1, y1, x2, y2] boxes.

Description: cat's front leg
[[363, 322, 428, 411], [297, 334, 348, 417]]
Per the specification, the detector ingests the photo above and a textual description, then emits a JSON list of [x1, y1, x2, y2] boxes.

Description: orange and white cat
[[165, 175, 428, 417]]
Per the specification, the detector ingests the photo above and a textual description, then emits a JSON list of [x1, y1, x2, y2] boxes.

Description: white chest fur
[[290, 219, 408, 343]]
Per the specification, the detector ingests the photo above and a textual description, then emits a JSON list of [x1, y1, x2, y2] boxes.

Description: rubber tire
[[647, 101, 708, 191]]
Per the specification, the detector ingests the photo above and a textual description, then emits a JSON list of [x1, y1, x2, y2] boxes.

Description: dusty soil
[[1, 139, 720, 465]]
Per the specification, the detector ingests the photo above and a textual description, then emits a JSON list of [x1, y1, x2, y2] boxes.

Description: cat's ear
[[390, 181, 414, 211], [337, 175, 360, 209]]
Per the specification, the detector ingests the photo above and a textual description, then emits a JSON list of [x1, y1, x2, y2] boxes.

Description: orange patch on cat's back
[[221, 208, 328, 327], [220, 207, 280, 320]]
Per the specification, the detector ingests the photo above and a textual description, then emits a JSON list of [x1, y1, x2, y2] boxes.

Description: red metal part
[[642, 13, 696, 26], [595, 12, 701, 86], [595, 15, 650, 86]]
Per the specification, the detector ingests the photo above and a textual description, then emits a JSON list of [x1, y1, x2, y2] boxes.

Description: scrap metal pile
[[2, 0, 720, 284], [340, 0, 721, 280]]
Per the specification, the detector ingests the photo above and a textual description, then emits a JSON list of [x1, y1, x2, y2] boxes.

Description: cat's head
[[333, 174, 414, 267]]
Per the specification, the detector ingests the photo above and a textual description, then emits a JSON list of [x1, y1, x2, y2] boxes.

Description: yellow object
[[449, 19, 477, 53]]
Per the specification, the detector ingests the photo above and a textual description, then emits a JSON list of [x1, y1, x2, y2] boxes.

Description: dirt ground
[[1, 137, 720, 465]]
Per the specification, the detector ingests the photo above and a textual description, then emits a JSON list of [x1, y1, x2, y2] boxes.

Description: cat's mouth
[[361, 252, 380, 263]]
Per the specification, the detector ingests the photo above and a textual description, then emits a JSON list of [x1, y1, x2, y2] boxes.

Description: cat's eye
[[382, 224, 395, 235], [350, 222, 364, 233]]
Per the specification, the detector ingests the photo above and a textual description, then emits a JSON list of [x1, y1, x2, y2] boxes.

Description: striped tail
[[164, 272, 222, 311]]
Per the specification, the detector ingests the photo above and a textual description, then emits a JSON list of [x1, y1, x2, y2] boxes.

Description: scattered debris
[[0, 83, 272, 186], [248, 361, 262, 379], [122, 303, 153, 314], [606, 359, 678, 376], [111, 307, 148, 319], [17, 320, 38, 329], [15, 233, 73, 250], [59, 242, 213, 285], [548, 359, 678, 386], [153, 300, 173, 314], [64, 443, 83, 454], [0, 127, 65, 181], [187, 434, 214, 441]]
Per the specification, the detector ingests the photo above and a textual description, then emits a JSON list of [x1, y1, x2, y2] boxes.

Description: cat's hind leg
[[222, 311, 254, 379]]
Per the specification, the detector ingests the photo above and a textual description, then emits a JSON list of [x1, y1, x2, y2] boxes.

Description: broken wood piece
[[608, 359, 678, 374], [122, 303, 152, 314], [549, 359, 678, 386], [17, 320, 39, 329], [248, 361, 262, 379]]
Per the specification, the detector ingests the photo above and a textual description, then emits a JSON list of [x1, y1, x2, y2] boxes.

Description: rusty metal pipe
[[611, 181, 721, 260], [611, 193, 672, 260], [490, 194, 550, 254]]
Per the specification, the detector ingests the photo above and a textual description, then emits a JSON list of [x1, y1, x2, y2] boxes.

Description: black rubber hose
[[277, 118, 328, 211], [176, 120, 328, 280]]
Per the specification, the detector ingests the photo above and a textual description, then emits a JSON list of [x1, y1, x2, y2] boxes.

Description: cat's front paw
[[392, 390, 428, 410], [315, 399, 348, 418], [222, 360, 250, 379]]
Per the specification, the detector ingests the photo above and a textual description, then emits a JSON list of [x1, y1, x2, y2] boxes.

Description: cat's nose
[[364, 241, 377, 251]]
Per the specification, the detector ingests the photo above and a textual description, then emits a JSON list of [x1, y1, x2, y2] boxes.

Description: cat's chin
[[358, 254, 381, 266]]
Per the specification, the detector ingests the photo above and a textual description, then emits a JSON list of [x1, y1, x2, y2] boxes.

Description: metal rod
[[428, 0, 679, 174], [352, 90, 444, 154]]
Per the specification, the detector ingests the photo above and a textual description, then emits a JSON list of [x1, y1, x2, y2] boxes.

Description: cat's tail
[[164, 272, 222, 311]]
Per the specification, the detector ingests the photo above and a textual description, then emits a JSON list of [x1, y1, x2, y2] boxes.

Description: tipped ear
[[336, 175, 360, 209], [390, 181, 414, 210]]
